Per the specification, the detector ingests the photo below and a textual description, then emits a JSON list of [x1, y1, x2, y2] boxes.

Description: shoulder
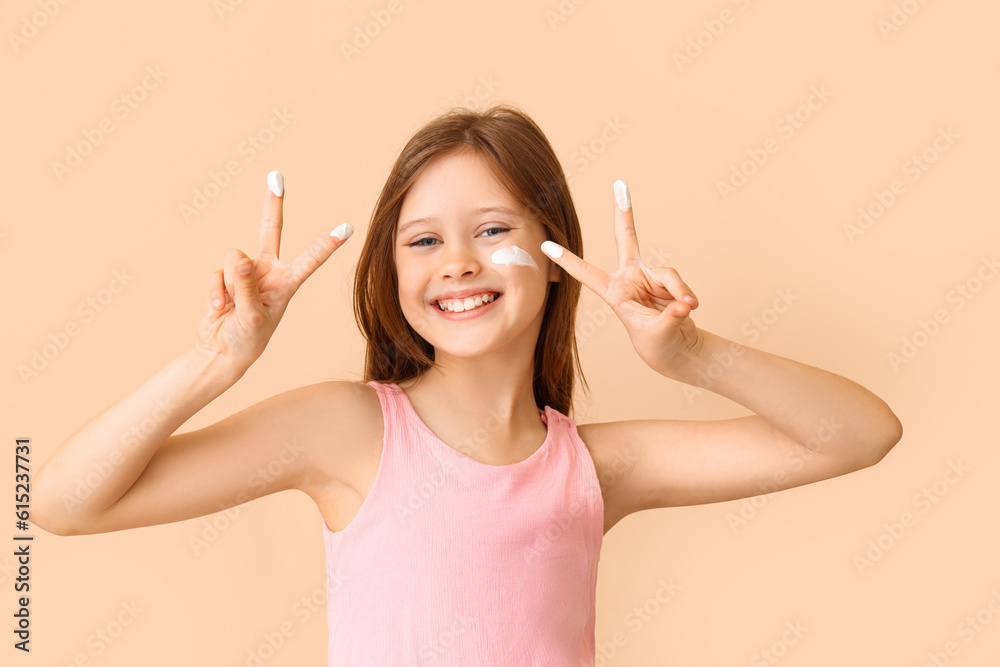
[[285, 380, 385, 495], [575, 420, 637, 533], [575, 420, 624, 475], [303, 379, 385, 449]]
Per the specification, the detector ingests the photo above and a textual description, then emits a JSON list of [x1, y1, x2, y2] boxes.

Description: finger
[[223, 248, 251, 304], [539, 239, 610, 298], [233, 257, 265, 326], [209, 269, 226, 311], [646, 265, 698, 307], [663, 300, 692, 321], [260, 170, 284, 259], [613, 180, 642, 267], [287, 223, 355, 286]]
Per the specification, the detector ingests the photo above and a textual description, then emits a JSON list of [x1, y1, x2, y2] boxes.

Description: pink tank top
[[321, 380, 604, 665]]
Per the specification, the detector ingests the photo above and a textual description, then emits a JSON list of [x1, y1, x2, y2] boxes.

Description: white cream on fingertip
[[614, 179, 630, 211], [540, 240, 563, 258], [268, 171, 284, 197], [331, 223, 354, 240], [492, 245, 539, 271]]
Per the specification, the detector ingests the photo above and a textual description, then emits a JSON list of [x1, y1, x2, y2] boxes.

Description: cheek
[[491, 245, 540, 272]]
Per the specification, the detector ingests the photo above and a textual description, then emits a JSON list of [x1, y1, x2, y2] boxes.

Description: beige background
[[4, 0, 999, 665]]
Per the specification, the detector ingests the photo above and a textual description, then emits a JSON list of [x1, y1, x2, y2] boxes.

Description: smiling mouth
[[433, 292, 503, 312]]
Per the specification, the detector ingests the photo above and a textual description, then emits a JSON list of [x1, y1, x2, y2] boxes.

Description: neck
[[401, 360, 547, 465], [405, 356, 538, 425]]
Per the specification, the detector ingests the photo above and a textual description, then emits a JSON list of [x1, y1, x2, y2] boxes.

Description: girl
[[34, 104, 903, 665]]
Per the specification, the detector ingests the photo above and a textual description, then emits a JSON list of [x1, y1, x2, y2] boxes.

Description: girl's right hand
[[193, 171, 354, 376]]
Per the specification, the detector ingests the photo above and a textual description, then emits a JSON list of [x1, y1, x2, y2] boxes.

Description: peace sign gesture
[[540, 180, 703, 378], [194, 171, 354, 377]]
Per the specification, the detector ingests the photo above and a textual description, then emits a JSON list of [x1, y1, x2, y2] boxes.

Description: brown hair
[[351, 103, 589, 417]]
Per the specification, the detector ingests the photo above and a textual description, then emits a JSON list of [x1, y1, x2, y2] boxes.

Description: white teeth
[[437, 292, 497, 312]]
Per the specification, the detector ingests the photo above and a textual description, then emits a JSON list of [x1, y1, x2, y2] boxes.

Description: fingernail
[[212, 298, 223, 309], [331, 223, 354, 240], [684, 295, 697, 304], [614, 180, 631, 211], [541, 240, 563, 258], [268, 171, 284, 197], [238, 262, 252, 275]]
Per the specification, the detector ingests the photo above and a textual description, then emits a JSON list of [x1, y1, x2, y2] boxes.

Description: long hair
[[351, 103, 589, 417]]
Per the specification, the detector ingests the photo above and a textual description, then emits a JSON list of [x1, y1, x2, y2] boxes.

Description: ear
[[547, 255, 561, 283]]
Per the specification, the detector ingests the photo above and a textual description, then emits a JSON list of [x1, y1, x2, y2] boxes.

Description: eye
[[481, 226, 511, 238], [406, 226, 510, 247]]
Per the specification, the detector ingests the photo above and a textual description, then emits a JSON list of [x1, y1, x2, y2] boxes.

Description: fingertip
[[330, 223, 354, 241], [541, 240, 563, 259], [267, 171, 284, 197], [613, 180, 631, 212]]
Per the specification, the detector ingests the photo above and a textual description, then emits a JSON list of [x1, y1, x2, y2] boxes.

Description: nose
[[438, 238, 482, 279]]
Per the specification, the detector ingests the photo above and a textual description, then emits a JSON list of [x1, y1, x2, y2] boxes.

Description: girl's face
[[394, 151, 560, 360]]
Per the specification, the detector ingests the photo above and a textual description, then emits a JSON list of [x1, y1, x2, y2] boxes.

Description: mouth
[[432, 291, 503, 313]]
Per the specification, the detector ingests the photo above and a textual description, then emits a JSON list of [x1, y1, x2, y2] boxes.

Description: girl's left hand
[[540, 180, 703, 378]]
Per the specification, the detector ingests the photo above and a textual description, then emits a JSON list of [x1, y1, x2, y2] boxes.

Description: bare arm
[[35, 378, 368, 536], [669, 330, 902, 465], [32, 347, 238, 533], [32, 171, 354, 535], [538, 180, 901, 530], [581, 331, 902, 530]]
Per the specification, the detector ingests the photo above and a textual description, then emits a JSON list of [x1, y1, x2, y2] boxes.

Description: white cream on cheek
[[491, 245, 539, 272]]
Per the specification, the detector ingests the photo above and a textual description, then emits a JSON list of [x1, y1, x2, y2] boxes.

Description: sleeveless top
[[321, 380, 604, 666]]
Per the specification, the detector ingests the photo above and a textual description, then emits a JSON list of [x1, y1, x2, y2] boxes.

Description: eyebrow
[[397, 205, 521, 237]]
